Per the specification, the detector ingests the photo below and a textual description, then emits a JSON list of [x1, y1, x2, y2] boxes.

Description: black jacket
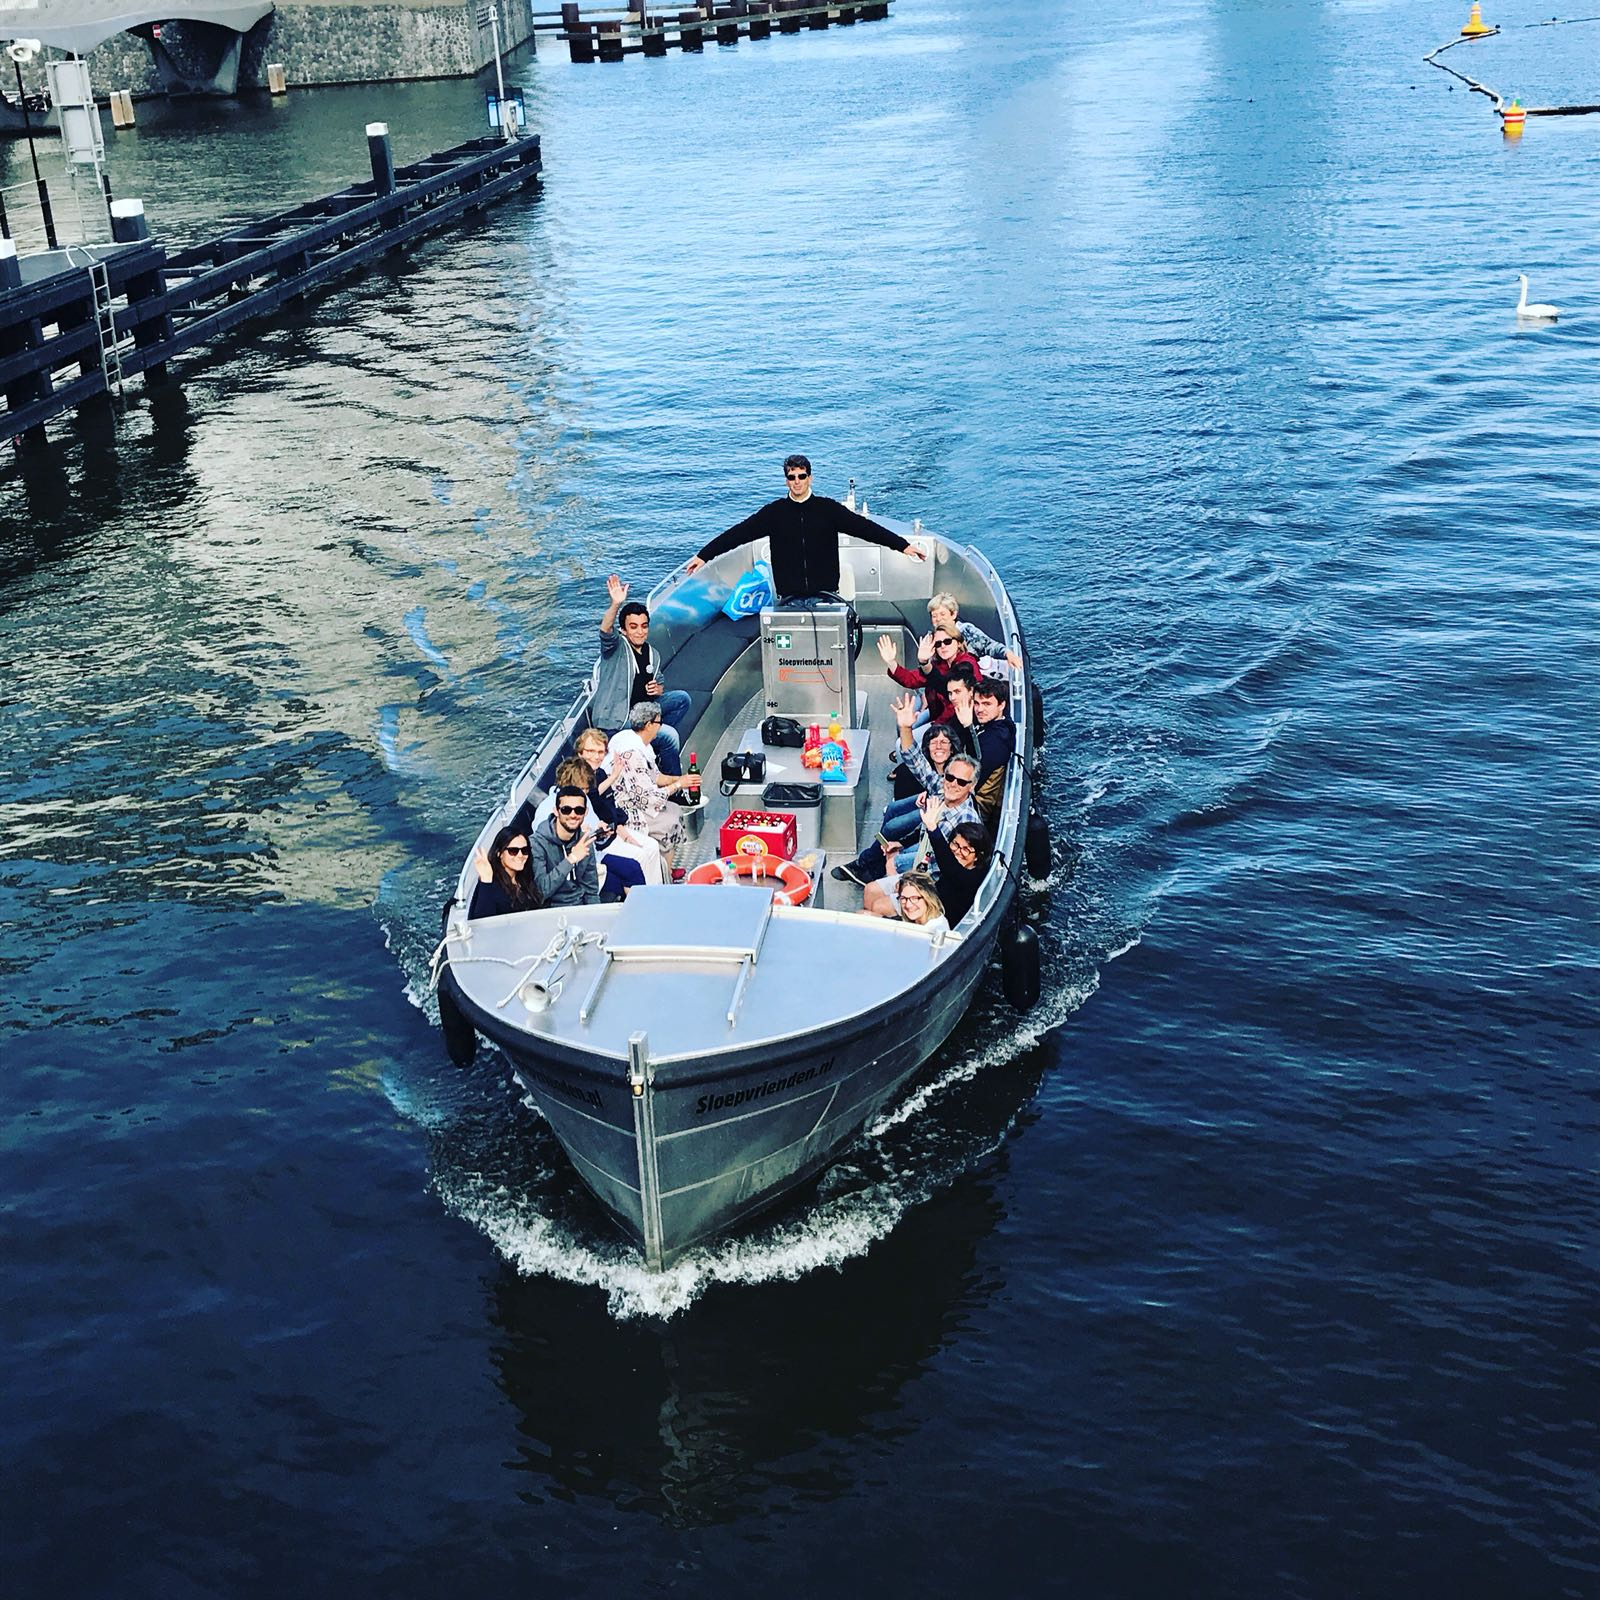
[[926, 828, 986, 928], [695, 494, 911, 598]]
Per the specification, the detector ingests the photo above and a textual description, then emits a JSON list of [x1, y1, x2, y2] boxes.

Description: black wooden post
[[808, 1, 830, 30], [0, 238, 53, 445], [777, 0, 802, 32], [597, 18, 624, 59], [748, 2, 771, 39], [715, 4, 738, 44], [111, 199, 175, 388], [679, 8, 704, 48], [642, 20, 668, 53], [367, 122, 396, 197], [562, 4, 595, 62]]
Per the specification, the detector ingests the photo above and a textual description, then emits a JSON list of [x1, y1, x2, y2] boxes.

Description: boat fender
[[1031, 681, 1046, 748], [1002, 921, 1041, 1011], [437, 968, 478, 1068], [1025, 810, 1052, 880]]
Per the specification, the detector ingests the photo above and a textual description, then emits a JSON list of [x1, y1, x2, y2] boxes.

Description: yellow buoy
[[1461, 3, 1493, 36], [1501, 97, 1526, 135]]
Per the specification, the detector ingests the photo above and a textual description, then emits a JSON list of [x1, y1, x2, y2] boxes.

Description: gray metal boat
[[435, 517, 1043, 1269]]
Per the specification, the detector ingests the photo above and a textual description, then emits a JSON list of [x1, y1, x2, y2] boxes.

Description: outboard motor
[[1002, 920, 1041, 1011]]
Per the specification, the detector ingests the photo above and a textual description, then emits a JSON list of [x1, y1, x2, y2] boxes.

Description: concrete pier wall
[[33, 2, 537, 98]]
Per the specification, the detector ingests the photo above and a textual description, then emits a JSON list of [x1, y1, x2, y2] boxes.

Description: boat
[[0, 88, 52, 138], [433, 511, 1045, 1269]]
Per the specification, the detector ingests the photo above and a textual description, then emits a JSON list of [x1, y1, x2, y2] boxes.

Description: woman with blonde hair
[[890, 870, 948, 934]]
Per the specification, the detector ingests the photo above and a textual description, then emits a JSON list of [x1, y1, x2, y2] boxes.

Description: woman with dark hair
[[469, 825, 544, 919], [891, 719, 974, 802], [923, 814, 992, 927]]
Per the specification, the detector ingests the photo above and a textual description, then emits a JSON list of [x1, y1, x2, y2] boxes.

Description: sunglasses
[[935, 637, 959, 649], [785, 470, 810, 481], [503, 844, 530, 858], [945, 774, 973, 786], [556, 804, 587, 818]]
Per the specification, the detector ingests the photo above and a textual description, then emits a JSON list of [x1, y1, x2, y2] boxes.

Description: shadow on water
[[480, 1103, 1027, 1528]]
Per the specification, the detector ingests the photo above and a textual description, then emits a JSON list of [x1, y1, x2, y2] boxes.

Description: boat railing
[[505, 680, 596, 813]]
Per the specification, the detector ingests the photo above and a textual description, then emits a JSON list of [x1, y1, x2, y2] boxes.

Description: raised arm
[[601, 576, 624, 649], [834, 502, 925, 560], [687, 503, 778, 574]]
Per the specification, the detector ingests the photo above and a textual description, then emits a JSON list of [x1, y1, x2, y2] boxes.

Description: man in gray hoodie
[[528, 786, 601, 908], [592, 574, 692, 776]]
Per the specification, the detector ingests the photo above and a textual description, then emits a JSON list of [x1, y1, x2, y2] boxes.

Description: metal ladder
[[65, 246, 126, 406], [86, 254, 126, 404]]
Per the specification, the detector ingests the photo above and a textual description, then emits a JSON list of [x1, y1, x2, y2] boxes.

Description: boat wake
[[420, 916, 1098, 1320]]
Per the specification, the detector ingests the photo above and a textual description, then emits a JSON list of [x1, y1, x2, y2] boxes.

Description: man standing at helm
[[685, 454, 926, 602]]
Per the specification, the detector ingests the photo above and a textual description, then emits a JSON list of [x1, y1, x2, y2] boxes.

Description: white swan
[[1516, 274, 1560, 322]]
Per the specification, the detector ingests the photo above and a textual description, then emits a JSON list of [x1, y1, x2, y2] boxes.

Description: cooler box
[[720, 809, 798, 862], [763, 782, 822, 853]]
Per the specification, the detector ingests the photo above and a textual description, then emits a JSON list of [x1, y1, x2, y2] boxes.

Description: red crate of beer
[[719, 809, 798, 862]]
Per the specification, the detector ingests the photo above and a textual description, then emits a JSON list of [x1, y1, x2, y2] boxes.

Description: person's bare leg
[[863, 877, 898, 917]]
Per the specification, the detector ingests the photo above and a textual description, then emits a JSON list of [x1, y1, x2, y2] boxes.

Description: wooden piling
[[266, 62, 287, 95], [642, 21, 668, 54], [562, 4, 596, 62], [597, 18, 624, 59], [110, 90, 135, 128], [679, 8, 705, 48], [777, 0, 802, 33], [0, 239, 52, 445], [748, 3, 772, 39], [716, 5, 739, 45], [112, 200, 175, 384]]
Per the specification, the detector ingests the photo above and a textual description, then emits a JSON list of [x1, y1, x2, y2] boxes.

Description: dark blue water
[[4, 2, 1597, 1593]]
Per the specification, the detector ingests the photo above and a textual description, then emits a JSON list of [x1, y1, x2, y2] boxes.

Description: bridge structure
[[3, 1, 275, 93]]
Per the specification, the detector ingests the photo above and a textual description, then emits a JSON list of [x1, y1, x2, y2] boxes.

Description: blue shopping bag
[[721, 559, 775, 620]]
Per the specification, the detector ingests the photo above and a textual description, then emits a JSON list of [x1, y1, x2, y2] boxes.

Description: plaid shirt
[[898, 739, 982, 834]]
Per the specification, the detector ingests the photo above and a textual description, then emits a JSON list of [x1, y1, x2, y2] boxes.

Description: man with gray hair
[[831, 693, 981, 886]]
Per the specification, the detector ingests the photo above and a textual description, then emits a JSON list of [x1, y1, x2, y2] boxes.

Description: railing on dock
[[0, 125, 543, 449], [544, 0, 893, 63]]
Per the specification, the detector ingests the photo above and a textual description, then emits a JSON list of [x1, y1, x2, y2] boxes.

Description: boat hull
[[449, 872, 1012, 1265]]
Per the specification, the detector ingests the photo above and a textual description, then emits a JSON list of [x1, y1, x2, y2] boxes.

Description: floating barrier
[[1425, 15, 1600, 126]]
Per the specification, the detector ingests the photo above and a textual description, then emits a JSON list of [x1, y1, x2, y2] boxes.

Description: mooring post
[[562, 4, 595, 62], [110, 199, 174, 388], [367, 122, 396, 198], [642, 17, 668, 53], [777, 0, 802, 32], [837, 0, 858, 23], [716, 3, 739, 45], [597, 17, 624, 59], [679, 7, 705, 48], [808, 0, 830, 30], [0, 239, 53, 447], [748, 1, 771, 39]]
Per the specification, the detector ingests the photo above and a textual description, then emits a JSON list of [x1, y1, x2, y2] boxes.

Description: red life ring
[[685, 852, 813, 906]]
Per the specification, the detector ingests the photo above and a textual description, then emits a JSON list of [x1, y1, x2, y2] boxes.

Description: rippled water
[[4, 2, 1597, 1593]]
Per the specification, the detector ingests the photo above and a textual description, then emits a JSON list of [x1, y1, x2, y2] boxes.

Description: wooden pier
[[0, 125, 543, 450], [551, 0, 893, 63]]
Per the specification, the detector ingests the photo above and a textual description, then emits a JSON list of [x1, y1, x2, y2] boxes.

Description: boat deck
[[675, 623, 910, 913]]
